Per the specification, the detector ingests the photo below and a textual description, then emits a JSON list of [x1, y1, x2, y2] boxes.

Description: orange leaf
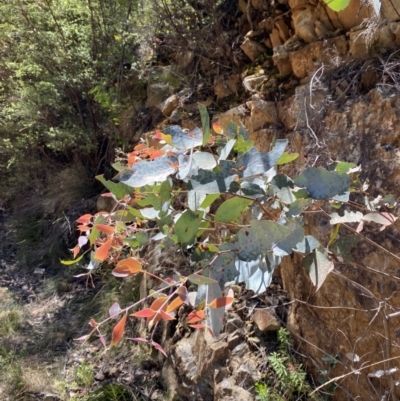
[[94, 238, 112, 262], [72, 245, 80, 259], [76, 214, 92, 224], [128, 153, 140, 167], [94, 224, 115, 235], [150, 296, 168, 312], [166, 296, 183, 313], [112, 258, 143, 277], [111, 314, 127, 346], [131, 308, 156, 318], [187, 310, 205, 324], [77, 225, 91, 232], [134, 143, 148, 151], [212, 123, 223, 134], [150, 150, 165, 160], [208, 296, 234, 309]]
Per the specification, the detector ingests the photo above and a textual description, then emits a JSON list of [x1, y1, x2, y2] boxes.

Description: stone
[[146, 82, 172, 107], [247, 96, 278, 131], [43, 395, 59, 401], [253, 309, 281, 331], [382, 0, 400, 19], [215, 105, 251, 133], [160, 94, 179, 117], [275, 19, 291, 42], [348, 30, 369, 57], [175, 50, 194, 69], [292, 7, 317, 43], [289, 35, 348, 79], [240, 38, 266, 61], [242, 74, 268, 92], [273, 52, 293, 76], [324, 0, 372, 31], [215, 377, 255, 401], [270, 28, 283, 48], [214, 74, 241, 99]]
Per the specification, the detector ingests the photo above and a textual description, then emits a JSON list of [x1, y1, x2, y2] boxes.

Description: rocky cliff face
[[128, 0, 400, 399]]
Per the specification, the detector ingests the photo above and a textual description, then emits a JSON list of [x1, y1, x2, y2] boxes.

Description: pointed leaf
[[128, 337, 148, 343], [94, 238, 112, 262], [302, 246, 334, 291], [60, 254, 84, 265], [150, 296, 169, 311], [199, 104, 211, 146], [214, 197, 253, 223], [330, 211, 363, 225], [94, 224, 115, 235], [89, 319, 98, 328], [151, 341, 167, 357], [188, 274, 218, 285], [96, 175, 132, 200], [159, 310, 175, 321], [132, 308, 156, 318], [276, 152, 299, 165], [75, 335, 89, 341], [111, 314, 127, 346], [208, 296, 234, 309], [166, 296, 184, 313], [190, 324, 207, 329], [187, 310, 205, 324], [76, 214, 93, 224], [362, 212, 397, 230], [112, 258, 143, 277]]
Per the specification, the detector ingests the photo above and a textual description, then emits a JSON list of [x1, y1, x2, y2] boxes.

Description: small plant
[[76, 361, 94, 388], [64, 105, 397, 357]]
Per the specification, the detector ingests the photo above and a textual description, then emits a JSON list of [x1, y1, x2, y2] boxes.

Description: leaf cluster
[[68, 107, 397, 354]]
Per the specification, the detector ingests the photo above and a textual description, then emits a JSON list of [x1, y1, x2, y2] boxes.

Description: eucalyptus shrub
[[68, 106, 397, 353]]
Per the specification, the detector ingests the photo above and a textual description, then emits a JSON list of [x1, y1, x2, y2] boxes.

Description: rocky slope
[[125, 0, 400, 400]]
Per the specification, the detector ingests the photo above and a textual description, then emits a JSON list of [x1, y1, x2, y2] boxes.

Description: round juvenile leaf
[[174, 210, 203, 245], [323, 0, 351, 11], [294, 167, 351, 200], [214, 197, 253, 223]]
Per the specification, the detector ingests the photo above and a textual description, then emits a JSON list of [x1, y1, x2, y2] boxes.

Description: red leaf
[[112, 258, 143, 278], [99, 335, 106, 347], [150, 150, 165, 160], [94, 238, 112, 262], [166, 296, 183, 313], [76, 214, 92, 224], [187, 310, 205, 324], [177, 286, 189, 304], [77, 225, 91, 232], [208, 296, 234, 309], [75, 335, 89, 341], [128, 337, 148, 343], [111, 314, 127, 346], [89, 319, 98, 328], [189, 324, 207, 329], [151, 341, 167, 357], [159, 310, 175, 321], [94, 224, 115, 235], [131, 308, 156, 318]]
